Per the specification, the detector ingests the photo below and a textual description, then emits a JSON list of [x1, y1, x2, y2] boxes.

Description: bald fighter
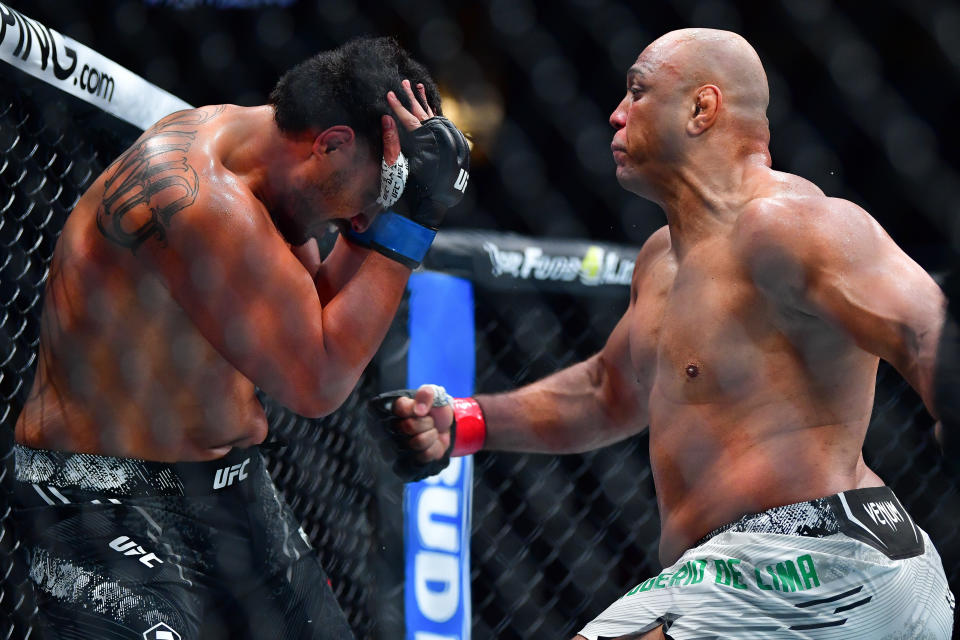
[[370, 29, 955, 639], [13, 37, 469, 639]]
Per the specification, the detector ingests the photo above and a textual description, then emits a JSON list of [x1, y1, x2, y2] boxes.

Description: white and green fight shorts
[[579, 487, 954, 639]]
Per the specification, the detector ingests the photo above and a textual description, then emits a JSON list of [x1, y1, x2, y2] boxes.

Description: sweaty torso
[[15, 106, 269, 461], [630, 174, 884, 566]]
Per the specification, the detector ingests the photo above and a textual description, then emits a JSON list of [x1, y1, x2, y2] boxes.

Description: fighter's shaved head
[[610, 28, 773, 201], [636, 28, 769, 130]]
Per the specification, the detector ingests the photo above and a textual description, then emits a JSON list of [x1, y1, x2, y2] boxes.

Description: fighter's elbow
[[272, 362, 362, 419], [270, 385, 331, 418], [282, 387, 352, 419], [285, 397, 336, 420]]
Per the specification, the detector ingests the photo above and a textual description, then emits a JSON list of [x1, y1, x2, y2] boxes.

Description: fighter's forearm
[[313, 235, 371, 304], [308, 252, 410, 412], [933, 307, 960, 458], [476, 354, 645, 454], [909, 330, 941, 420], [892, 312, 945, 421]]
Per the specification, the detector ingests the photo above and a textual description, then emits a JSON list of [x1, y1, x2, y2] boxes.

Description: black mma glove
[[402, 116, 471, 226], [347, 117, 470, 268], [367, 388, 456, 482]]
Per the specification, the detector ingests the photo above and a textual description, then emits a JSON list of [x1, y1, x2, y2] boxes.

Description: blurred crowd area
[[8, 0, 960, 268]]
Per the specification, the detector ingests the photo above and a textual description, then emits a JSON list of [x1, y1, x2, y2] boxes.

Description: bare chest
[[629, 245, 772, 405]]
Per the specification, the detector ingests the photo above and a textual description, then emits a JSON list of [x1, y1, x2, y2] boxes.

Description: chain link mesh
[[0, 79, 111, 638], [259, 387, 390, 640], [470, 293, 658, 638], [2, 54, 959, 640]]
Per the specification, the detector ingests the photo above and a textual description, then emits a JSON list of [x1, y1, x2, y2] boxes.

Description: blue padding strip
[[357, 212, 436, 263], [404, 272, 475, 640], [407, 273, 474, 396]]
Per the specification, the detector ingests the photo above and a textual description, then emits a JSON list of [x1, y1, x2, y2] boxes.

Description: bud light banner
[[404, 272, 474, 640]]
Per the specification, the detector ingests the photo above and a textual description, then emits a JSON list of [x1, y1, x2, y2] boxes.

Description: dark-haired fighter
[[372, 29, 954, 639], [13, 37, 469, 639]]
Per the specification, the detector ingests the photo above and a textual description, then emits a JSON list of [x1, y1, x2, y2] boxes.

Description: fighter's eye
[[629, 86, 644, 98]]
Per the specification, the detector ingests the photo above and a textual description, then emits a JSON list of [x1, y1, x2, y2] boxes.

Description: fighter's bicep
[[593, 238, 667, 430], [741, 197, 942, 361], [595, 301, 648, 432], [804, 205, 943, 365], [808, 231, 944, 363], [599, 303, 635, 379]]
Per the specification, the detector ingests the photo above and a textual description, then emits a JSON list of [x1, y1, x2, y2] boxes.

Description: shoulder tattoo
[[96, 105, 226, 251]]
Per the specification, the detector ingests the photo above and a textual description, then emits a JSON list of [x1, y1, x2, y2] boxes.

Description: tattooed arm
[[96, 107, 217, 251]]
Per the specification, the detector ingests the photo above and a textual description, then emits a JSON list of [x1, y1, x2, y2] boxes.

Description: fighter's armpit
[[96, 106, 226, 252]]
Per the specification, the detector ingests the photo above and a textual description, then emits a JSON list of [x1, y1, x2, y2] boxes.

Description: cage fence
[[2, 4, 960, 640]]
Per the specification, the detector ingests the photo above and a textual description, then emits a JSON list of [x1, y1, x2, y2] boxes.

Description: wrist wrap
[[451, 397, 486, 456], [376, 152, 409, 209], [345, 211, 436, 268]]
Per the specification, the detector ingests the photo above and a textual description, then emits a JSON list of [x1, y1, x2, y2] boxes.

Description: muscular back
[[16, 106, 271, 461], [627, 169, 938, 564]]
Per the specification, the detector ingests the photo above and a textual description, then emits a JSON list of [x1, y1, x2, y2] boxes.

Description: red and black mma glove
[[347, 117, 470, 268], [367, 389, 486, 483]]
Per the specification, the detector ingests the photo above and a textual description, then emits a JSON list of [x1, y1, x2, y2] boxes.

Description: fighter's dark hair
[[269, 36, 442, 156]]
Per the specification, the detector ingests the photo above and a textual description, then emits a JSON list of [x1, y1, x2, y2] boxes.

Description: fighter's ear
[[687, 85, 721, 135], [313, 125, 356, 155]]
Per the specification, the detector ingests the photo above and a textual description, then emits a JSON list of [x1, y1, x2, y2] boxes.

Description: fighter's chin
[[614, 165, 641, 189], [614, 167, 655, 199]]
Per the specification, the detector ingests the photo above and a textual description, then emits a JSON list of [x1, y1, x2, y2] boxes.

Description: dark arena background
[[2, 0, 959, 638]]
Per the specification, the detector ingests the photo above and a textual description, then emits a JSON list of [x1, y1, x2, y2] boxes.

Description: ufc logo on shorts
[[453, 168, 469, 193], [109, 535, 163, 568], [213, 457, 250, 489], [143, 622, 181, 640]]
